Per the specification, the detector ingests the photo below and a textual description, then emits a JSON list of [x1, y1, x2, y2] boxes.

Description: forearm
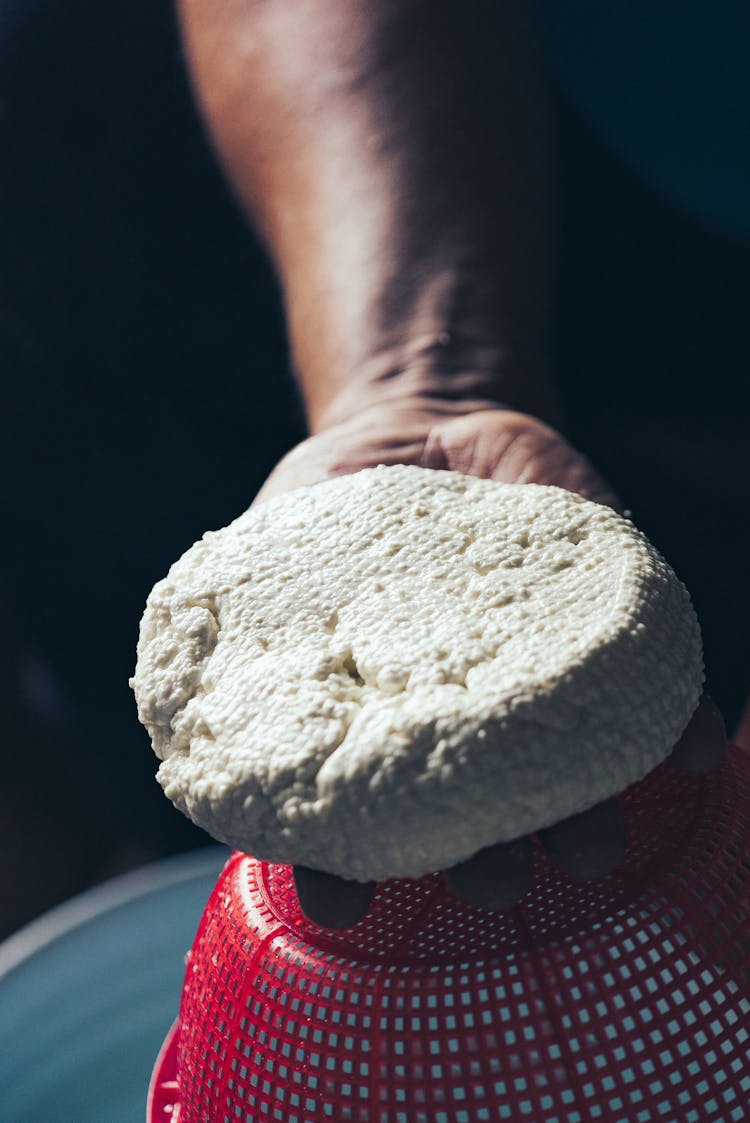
[[178, 0, 558, 431]]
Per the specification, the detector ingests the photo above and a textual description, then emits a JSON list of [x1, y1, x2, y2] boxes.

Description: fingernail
[[539, 797, 626, 881], [293, 866, 375, 929], [444, 837, 534, 910], [667, 695, 726, 774]]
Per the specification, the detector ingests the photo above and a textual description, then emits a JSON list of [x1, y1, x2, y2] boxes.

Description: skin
[[177, 0, 729, 927]]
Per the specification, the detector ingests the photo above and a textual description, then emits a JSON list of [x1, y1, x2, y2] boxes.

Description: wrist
[[308, 334, 563, 436], [290, 249, 559, 436]]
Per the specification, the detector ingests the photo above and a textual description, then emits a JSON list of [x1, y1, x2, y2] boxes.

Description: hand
[[256, 403, 727, 927]]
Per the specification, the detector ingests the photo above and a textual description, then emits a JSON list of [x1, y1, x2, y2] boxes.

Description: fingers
[[443, 798, 626, 913], [292, 865, 375, 929], [444, 837, 534, 910], [538, 797, 626, 882], [667, 694, 726, 773]]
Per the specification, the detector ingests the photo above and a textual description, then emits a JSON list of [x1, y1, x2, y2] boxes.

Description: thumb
[[421, 409, 623, 511]]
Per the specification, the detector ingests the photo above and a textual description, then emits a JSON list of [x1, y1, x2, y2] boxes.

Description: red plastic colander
[[149, 743, 750, 1123]]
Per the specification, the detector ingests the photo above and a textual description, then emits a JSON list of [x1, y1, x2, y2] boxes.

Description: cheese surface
[[131, 466, 703, 880]]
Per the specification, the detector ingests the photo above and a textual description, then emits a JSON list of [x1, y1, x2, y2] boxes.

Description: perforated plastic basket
[[149, 744, 750, 1123]]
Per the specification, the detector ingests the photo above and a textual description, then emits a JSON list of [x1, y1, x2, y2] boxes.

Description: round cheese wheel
[[131, 466, 703, 880]]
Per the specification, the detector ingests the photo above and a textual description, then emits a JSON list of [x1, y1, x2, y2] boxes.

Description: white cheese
[[131, 465, 703, 881]]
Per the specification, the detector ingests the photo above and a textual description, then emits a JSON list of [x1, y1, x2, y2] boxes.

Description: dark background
[[2, 1, 748, 937]]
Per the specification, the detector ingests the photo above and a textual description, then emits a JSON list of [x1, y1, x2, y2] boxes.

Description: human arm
[[177, 0, 725, 924], [178, 0, 557, 433]]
